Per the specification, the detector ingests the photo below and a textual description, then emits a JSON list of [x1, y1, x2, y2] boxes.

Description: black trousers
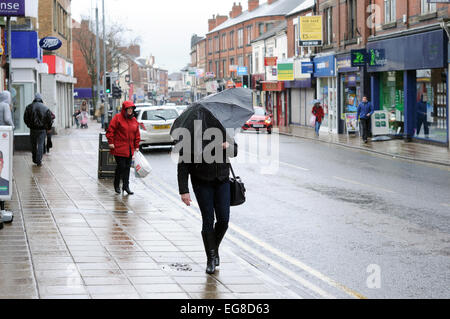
[[417, 115, 430, 136], [192, 178, 231, 233], [360, 118, 370, 142], [114, 155, 132, 187], [30, 130, 46, 165]]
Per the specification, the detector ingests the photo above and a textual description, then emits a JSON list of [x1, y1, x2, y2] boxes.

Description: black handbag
[[229, 164, 246, 206]]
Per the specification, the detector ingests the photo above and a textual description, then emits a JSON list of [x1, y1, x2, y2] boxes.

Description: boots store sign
[[39, 37, 63, 51]]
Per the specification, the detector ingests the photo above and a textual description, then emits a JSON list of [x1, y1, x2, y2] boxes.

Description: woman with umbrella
[[173, 88, 254, 275]]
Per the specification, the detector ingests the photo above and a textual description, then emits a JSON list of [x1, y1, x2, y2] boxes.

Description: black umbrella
[[171, 88, 254, 139]]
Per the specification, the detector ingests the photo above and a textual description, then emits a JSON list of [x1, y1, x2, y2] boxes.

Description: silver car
[[136, 106, 179, 148]]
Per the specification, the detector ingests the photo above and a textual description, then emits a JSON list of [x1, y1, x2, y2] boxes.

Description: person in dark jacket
[[417, 95, 429, 137], [312, 102, 325, 137], [106, 101, 141, 195], [24, 94, 54, 167], [178, 114, 238, 275], [357, 96, 375, 143]]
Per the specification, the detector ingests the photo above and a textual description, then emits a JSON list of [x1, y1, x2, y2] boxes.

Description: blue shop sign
[[0, 0, 25, 17], [301, 62, 314, 74], [39, 37, 62, 51], [237, 66, 248, 76], [367, 29, 446, 72], [10, 31, 41, 60], [336, 55, 359, 73], [314, 55, 335, 77]]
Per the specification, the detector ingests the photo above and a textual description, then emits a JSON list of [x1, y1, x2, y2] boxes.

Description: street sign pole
[[102, 0, 108, 127], [7, 17, 12, 91]]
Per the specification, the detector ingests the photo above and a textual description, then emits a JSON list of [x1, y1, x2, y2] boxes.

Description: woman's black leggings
[[192, 178, 231, 233], [115, 156, 132, 187]]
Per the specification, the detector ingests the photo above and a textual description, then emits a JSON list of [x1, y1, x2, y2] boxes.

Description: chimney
[[229, 2, 243, 18], [268, 0, 278, 4], [216, 14, 228, 27], [208, 14, 216, 32], [128, 45, 141, 57], [248, 0, 259, 12]]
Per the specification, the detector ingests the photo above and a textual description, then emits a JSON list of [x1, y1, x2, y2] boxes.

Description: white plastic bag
[[309, 115, 316, 127], [134, 151, 152, 178]]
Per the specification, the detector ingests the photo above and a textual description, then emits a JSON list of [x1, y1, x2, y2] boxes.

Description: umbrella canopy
[[171, 88, 254, 138]]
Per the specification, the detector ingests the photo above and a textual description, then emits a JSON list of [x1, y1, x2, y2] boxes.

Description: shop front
[[10, 31, 47, 150], [368, 29, 448, 145], [42, 55, 77, 132], [262, 81, 287, 128], [287, 58, 315, 127], [336, 54, 362, 134], [314, 54, 337, 133], [252, 73, 265, 107]]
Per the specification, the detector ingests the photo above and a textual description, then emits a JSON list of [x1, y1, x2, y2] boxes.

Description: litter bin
[[98, 133, 116, 179]]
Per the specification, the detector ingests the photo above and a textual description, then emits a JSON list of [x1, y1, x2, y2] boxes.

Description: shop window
[[12, 83, 33, 134], [416, 69, 448, 143], [380, 71, 404, 135]]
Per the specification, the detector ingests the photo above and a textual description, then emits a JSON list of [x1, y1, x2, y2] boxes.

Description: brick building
[[205, 0, 302, 90], [39, 0, 76, 132], [8, 0, 75, 150]]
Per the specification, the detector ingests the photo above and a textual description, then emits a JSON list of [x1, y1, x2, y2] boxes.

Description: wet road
[[142, 132, 450, 299]]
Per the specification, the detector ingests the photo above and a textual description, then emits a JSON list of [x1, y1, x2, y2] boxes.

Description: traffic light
[[105, 76, 111, 94], [255, 80, 262, 91], [242, 75, 250, 88], [112, 85, 122, 99]]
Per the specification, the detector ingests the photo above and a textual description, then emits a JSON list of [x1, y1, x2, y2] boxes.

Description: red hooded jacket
[[312, 105, 325, 123], [106, 101, 141, 158]]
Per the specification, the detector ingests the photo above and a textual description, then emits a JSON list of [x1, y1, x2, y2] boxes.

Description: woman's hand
[[222, 142, 230, 150], [181, 193, 192, 206], [109, 144, 115, 150]]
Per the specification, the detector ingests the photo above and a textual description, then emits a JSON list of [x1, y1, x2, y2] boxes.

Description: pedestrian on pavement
[[24, 93, 54, 167], [44, 112, 56, 155], [106, 101, 141, 196], [178, 115, 238, 275], [312, 101, 324, 137], [73, 109, 81, 128], [417, 95, 430, 138], [77, 109, 89, 129], [99, 102, 106, 129], [357, 96, 375, 143], [0, 91, 15, 128]]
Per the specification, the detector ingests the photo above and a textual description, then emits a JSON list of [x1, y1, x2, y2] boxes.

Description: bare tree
[[73, 17, 140, 113]]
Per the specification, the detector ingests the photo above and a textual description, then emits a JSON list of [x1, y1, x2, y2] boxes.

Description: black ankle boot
[[123, 185, 134, 195], [214, 223, 228, 267], [114, 177, 121, 194], [201, 231, 216, 274]]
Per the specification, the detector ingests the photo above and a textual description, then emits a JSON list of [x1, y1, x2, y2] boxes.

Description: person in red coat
[[106, 101, 141, 195], [312, 102, 325, 137]]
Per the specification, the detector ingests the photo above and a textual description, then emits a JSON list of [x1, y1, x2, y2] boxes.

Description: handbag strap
[[229, 163, 237, 179]]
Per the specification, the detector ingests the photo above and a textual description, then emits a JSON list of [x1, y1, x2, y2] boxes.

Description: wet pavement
[[285, 125, 450, 167], [0, 123, 300, 299]]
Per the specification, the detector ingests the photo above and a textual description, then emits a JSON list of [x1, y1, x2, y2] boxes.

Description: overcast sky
[[72, 0, 246, 73]]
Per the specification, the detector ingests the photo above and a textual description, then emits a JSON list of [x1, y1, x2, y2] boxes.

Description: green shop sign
[[351, 50, 367, 67]]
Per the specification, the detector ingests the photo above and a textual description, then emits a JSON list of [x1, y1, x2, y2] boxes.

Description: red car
[[242, 107, 273, 134]]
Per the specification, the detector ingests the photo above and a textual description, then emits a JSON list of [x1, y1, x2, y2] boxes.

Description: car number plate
[[253, 125, 264, 128], [154, 125, 171, 130]]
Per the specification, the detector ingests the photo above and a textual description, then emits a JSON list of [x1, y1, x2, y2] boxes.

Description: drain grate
[[161, 263, 192, 272]]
